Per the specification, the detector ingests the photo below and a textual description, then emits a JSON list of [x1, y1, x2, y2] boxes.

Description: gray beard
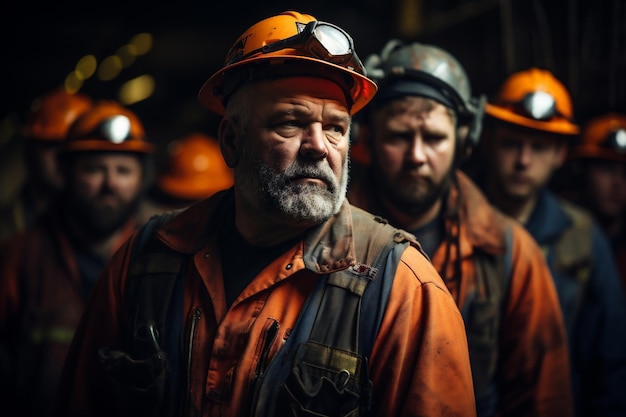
[[237, 143, 348, 225]]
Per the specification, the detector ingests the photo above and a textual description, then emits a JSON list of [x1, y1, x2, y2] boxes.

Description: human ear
[[218, 117, 239, 168]]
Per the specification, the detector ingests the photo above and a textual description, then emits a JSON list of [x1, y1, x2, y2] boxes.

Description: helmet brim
[[485, 103, 579, 136], [197, 55, 377, 116], [568, 146, 626, 163], [58, 139, 154, 154]]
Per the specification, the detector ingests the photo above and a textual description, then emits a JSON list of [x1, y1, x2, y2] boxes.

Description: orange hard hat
[[60, 100, 153, 154], [569, 113, 626, 162], [485, 67, 579, 135], [157, 133, 233, 200], [198, 10, 377, 116], [21, 88, 93, 142]]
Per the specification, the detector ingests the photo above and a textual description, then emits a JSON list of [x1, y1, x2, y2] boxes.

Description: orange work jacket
[[0, 206, 137, 417], [348, 171, 573, 417], [54, 190, 477, 417]]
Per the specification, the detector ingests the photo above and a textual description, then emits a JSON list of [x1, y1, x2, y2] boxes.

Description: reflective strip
[[31, 327, 75, 343]]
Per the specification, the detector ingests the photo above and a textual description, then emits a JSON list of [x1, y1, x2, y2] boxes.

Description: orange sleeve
[[499, 223, 573, 417], [370, 244, 477, 417], [53, 235, 136, 417]]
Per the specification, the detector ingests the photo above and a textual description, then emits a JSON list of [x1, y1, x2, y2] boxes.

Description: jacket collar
[[448, 171, 507, 256], [156, 188, 356, 274], [525, 189, 571, 243]]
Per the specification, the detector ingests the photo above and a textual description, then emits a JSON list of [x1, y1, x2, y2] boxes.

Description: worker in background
[[0, 100, 154, 417], [348, 40, 572, 417], [0, 88, 93, 241], [139, 132, 233, 222], [473, 67, 626, 417], [562, 113, 626, 294]]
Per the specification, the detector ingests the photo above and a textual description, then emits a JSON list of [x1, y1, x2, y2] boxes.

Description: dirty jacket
[[524, 189, 626, 417], [53, 189, 476, 417], [348, 171, 573, 417], [0, 205, 136, 417]]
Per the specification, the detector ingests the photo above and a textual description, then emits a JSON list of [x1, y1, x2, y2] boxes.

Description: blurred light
[[118, 74, 155, 105], [100, 115, 132, 143], [130, 33, 153, 56], [60, 33, 152, 92], [75, 55, 97, 80], [397, 0, 423, 38], [64, 72, 84, 93], [116, 44, 137, 68], [98, 55, 123, 81]]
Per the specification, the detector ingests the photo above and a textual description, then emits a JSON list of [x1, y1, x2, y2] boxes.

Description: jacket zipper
[[247, 319, 280, 417], [181, 307, 201, 416]]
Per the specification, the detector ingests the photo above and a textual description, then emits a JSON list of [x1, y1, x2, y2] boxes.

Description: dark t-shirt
[[219, 214, 302, 307], [408, 211, 444, 258], [70, 239, 107, 301]]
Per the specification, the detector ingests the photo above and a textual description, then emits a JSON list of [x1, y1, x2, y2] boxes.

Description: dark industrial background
[[2, 0, 625, 150]]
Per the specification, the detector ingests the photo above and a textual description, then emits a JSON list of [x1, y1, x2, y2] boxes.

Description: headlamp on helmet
[[569, 113, 626, 162], [60, 100, 153, 154], [99, 115, 133, 144], [605, 129, 626, 153], [485, 68, 579, 135], [522, 91, 558, 121]]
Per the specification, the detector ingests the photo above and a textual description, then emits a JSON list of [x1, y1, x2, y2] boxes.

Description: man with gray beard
[[0, 99, 153, 417], [236, 109, 349, 225], [54, 11, 476, 417]]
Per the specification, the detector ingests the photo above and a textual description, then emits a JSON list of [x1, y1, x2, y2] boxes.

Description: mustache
[[94, 187, 122, 202], [283, 161, 336, 188]]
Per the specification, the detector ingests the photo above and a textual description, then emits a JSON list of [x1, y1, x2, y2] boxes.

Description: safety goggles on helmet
[[500, 91, 569, 122], [227, 21, 366, 75]]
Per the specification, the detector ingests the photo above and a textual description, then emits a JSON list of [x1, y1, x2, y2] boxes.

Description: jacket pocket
[[277, 341, 366, 417], [98, 346, 169, 417]]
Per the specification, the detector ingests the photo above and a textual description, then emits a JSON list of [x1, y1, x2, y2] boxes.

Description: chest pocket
[[278, 269, 374, 417], [252, 212, 417, 417]]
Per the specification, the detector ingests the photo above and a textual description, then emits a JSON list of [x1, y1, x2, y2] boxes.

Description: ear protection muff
[[465, 94, 486, 148]]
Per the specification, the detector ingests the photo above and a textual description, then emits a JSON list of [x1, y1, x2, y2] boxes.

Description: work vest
[[99, 208, 421, 417], [541, 199, 593, 336]]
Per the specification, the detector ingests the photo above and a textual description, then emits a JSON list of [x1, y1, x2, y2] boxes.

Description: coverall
[[53, 189, 477, 417], [524, 189, 626, 416], [349, 171, 573, 417], [0, 206, 136, 416]]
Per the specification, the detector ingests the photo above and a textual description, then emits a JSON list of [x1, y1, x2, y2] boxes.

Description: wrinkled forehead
[[69, 151, 144, 166], [485, 124, 566, 147], [251, 76, 350, 109], [492, 121, 565, 144], [374, 96, 454, 123]]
